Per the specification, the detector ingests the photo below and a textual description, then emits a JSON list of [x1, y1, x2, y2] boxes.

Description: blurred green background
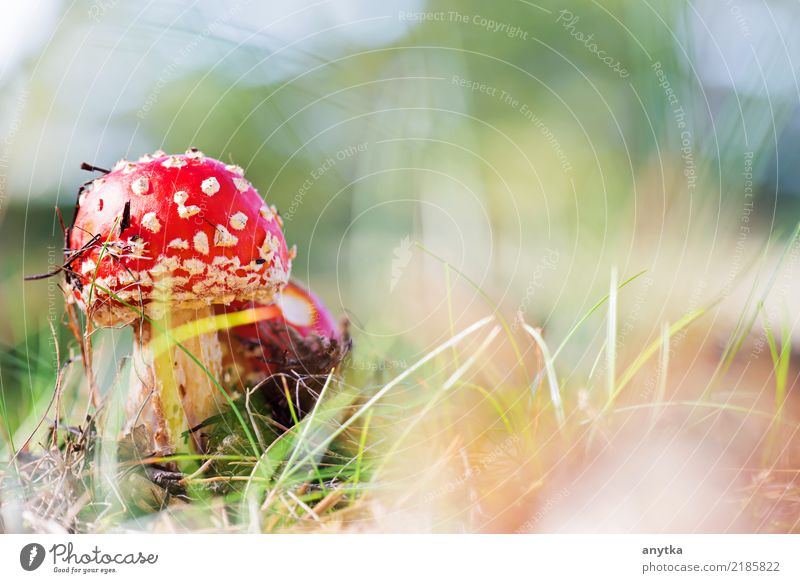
[[2, 0, 799, 447]]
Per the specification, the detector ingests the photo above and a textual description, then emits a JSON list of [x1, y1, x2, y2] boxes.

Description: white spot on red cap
[[173, 190, 189, 205], [229, 211, 248, 230], [153, 255, 181, 274], [131, 176, 150, 195], [81, 259, 97, 275], [126, 236, 148, 257], [178, 205, 201, 219], [162, 156, 187, 169], [183, 258, 206, 275], [259, 232, 281, 261], [193, 231, 209, 255], [233, 177, 249, 192], [113, 160, 138, 174], [185, 149, 205, 161], [225, 164, 244, 176], [148, 262, 170, 277], [117, 271, 135, 285], [214, 225, 238, 247], [139, 150, 165, 163], [259, 205, 274, 221], [201, 177, 220, 196], [141, 212, 161, 233], [212, 255, 241, 268], [167, 238, 189, 250]]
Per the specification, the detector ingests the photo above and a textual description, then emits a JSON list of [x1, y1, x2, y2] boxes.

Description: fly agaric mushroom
[[217, 279, 349, 421], [65, 149, 290, 455]]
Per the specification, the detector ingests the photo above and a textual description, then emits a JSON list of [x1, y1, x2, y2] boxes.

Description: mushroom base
[[124, 306, 228, 456]]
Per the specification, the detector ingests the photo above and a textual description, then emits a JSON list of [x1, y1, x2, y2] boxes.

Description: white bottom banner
[[1, 534, 797, 582]]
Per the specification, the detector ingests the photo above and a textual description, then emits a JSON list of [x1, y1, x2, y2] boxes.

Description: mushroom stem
[[125, 306, 226, 456]]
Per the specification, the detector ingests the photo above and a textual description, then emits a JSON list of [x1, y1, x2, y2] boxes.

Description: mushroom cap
[[67, 150, 291, 325], [219, 279, 347, 379], [273, 280, 340, 340]]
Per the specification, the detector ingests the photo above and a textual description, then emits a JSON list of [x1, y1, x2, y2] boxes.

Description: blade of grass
[[147, 305, 281, 358], [350, 408, 373, 502], [523, 324, 564, 427], [444, 263, 460, 368], [606, 268, 618, 402], [606, 306, 707, 409], [587, 338, 607, 383], [282, 381, 302, 429], [461, 381, 513, 434], [597, 400, 785, 423], [760, 304, 791, 419], [551, 270, 647, 362], [649, 321, 671, 428], [0, 364, 17, 458], [443, 326, 502, 390], [759, 304, 792, 466]]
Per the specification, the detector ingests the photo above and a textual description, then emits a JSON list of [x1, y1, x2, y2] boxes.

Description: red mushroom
[[66, 149, 290, 455], [217, 279, 349, 421]]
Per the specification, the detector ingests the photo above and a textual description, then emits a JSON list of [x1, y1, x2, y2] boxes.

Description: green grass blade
[[551, 270, 647, 362], [606, 267, 618, 401], [606, 306, 707, 409], [523, 324, 565, 427], [350, 408, 373, 502]]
